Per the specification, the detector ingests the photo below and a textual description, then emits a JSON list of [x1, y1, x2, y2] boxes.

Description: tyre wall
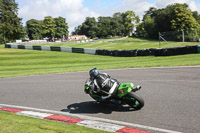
[[5, 43, 199, 57]]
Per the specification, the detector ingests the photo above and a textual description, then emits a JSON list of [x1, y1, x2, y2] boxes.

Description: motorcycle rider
[[85, 68, 121, 104]]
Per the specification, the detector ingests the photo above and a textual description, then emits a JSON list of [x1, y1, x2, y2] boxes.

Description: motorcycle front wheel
[[125, 92, 144, 110]]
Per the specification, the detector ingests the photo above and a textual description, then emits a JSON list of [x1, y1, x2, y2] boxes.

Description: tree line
[[136, 3, 200, 41], [72, 10, 140, 38], [74, 3, 200, 41], [0, 0, 69, 43], [1, 0, 200, 44], [26, 16, 69, 40]]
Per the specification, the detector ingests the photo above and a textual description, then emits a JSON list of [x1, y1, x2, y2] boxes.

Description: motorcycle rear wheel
[[125, 92, 144, 110]]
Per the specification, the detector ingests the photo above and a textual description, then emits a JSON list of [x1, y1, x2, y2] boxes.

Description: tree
[[80, 17, 98, 38], [97, 16, 112, 37], [170, 4, 199, 31], [0, 0, 24, 43], [112, 12, 125, 36], [54, 16, 69, 38], [110, 18, 122, 36], [164, 3, 199, 41], [136, 15, 155, 38], [122, 10, 140, 36], [42, 16, 56, 39], [26, 19, 43, 40], [192, 11, 200, 24]]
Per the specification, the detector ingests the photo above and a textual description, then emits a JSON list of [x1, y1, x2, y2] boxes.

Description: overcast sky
[[16, 0, 200, 34]]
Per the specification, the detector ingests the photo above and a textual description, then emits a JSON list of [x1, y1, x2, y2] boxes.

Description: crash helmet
[[89, 68, 99, 79]]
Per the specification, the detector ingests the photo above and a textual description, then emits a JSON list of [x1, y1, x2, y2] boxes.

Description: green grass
[[0, 44, 200, 78], [0, 111, 109, 133], [30, 37, 199, 50]]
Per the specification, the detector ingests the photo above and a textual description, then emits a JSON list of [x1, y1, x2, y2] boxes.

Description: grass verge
[[0, 45, 200, 78], [0, 111, 109, 133]]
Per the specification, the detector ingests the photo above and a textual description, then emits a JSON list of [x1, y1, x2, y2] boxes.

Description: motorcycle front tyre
[[126, 92, 144, 110]]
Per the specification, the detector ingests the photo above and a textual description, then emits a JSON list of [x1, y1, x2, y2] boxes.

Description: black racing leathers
[[90, 73, 120, 100]]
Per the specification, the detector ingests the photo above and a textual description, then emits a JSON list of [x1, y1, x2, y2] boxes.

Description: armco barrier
[[51, 46, 61, 51], [60, 47, 72, 53], [72, 47, 84, 53], [33, 46, 41, 50], [5, 43, 199, 57], [95, 49, 105, 56], [41, 46, 51, 51], [18, 45, 25, 49], [84, 48, 96, 55], [5, 44, 11, 48]]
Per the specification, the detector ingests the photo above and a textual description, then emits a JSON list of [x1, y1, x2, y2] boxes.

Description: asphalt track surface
[[0, 66, 200, 133]]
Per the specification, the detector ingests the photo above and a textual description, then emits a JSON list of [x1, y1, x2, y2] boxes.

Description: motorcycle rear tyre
[[126, 92, 144, 110]]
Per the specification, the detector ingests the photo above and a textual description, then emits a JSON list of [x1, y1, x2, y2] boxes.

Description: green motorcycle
[[84, 82, 144, 110]]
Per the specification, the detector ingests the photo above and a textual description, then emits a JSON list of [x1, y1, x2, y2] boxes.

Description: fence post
[[159, 32, 161, 48], [182, 29, 184, 46]]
